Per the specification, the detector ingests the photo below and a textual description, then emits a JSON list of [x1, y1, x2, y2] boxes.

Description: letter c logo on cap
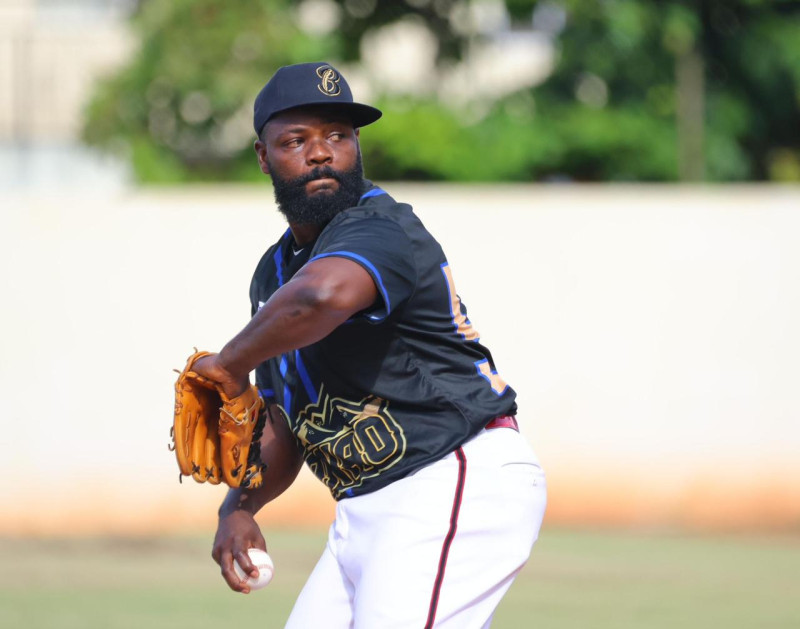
[[316, 65, 341, 96]]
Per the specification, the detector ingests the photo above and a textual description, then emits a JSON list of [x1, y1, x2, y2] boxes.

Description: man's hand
[[212, 509, 267, 594], [190, 353, 249, 400]]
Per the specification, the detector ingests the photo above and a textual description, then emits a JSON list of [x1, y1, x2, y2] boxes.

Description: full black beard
[[270, 154, 366, 228]]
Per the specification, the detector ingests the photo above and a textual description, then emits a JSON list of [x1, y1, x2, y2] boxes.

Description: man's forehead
[[267, 106, 356, 133]]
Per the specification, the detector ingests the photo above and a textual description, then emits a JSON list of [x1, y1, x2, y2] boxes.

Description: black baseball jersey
[[250, 183, 517, 499]]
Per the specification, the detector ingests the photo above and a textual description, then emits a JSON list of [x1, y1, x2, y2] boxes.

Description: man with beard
[[190, 63, 547, 628]]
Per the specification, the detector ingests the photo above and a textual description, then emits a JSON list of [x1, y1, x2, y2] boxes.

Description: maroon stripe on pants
[[424, 447, 467, 629]]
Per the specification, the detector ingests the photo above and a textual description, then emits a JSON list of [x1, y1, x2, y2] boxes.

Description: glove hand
[[172, 351, 223, 484], [190, 353, 249, 400], [172, 350, 266, 488]]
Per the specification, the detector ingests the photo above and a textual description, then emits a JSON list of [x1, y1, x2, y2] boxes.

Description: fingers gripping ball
[[171, 350, 267, 488], [234, 548, 275, 590]]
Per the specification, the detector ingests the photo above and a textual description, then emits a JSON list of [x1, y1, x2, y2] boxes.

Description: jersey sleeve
[[311, 216, 417, 322]]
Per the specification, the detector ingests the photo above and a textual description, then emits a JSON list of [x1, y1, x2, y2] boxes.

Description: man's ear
[[254, 140, 270, 175]]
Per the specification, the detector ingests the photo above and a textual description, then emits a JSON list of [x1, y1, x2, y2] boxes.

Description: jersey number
[[441, 263, 479, 341], [475, 359, 508, 395], [441, 263, 508, 395]]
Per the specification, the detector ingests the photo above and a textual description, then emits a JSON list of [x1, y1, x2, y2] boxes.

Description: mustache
[[292, 166, 341, 187]]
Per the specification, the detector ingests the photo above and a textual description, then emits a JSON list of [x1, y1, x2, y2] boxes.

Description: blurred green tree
[[82, 0, 475, 182], [83, 0, 800, 183], [512, 0, 800, 182], [360, 0, 800, 182], [83, 0, 340, 181]]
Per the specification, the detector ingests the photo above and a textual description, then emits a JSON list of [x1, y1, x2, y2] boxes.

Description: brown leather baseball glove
[[171, 350, 267, 489]]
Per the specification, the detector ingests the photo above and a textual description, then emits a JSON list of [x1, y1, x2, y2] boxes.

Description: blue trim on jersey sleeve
[[310, 251, 391, 319], [474, 358, 509, 396], [295, 350, 319, 404], [360, 187, 387, 200], [258, 388, 275, 399]]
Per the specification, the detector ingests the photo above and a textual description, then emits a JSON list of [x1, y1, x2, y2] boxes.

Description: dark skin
[[194, 107, 378, 593]]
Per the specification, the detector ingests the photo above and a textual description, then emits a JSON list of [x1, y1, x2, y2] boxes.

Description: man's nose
[[306, 138, 333, 165]]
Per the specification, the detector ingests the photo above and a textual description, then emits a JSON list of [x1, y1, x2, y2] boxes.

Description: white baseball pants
[[284, 424, 547, 628]]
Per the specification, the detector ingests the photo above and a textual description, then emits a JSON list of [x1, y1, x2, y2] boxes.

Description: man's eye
[[329, 132, 344, 141], [285, 138, 302, 148]]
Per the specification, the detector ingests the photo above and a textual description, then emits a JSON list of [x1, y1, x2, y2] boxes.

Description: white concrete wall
[[1, 184, 798, 534]]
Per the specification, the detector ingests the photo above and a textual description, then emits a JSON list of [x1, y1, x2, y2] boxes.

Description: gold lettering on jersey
[[316, 65, 341, 96], [293, 387, 407, 497], [442, 264, 480, 341]]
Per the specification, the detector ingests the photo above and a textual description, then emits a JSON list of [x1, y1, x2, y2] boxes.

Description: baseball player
[[190, 62, 547, 628]]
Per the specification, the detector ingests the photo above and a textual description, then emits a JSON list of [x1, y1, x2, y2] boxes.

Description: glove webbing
[[241, 401, 269, 488]]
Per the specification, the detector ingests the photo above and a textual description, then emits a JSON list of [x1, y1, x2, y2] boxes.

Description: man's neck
[[289, 223, 322, 248]]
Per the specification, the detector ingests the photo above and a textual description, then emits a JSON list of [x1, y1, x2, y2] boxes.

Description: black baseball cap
[[253, 62, 382, 136]]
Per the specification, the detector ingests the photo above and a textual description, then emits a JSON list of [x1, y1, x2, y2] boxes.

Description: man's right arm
[[212, 404, 304, 594]]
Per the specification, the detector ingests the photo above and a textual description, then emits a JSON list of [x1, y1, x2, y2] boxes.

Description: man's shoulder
[[319, 205, 416, 250], [328, 185, 415, 229]]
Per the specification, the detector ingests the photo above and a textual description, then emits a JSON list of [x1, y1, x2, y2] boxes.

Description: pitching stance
[[171, 62, 547, 628]]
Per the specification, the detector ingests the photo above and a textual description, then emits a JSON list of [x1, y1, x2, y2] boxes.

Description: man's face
[[256, 106, 365, 228]]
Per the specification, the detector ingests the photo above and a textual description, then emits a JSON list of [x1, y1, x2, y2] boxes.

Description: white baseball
[[233, 548, 275, 590]]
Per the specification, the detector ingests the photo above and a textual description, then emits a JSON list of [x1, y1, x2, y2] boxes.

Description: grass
[[1, 528, 797, 628]]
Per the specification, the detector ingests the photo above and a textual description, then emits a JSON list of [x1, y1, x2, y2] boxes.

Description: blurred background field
[[2, 528, 799, 629]]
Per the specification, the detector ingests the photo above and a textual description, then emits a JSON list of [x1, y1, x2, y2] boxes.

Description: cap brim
[[337, 102, 383, 128], [263, 101, 382, 133]]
